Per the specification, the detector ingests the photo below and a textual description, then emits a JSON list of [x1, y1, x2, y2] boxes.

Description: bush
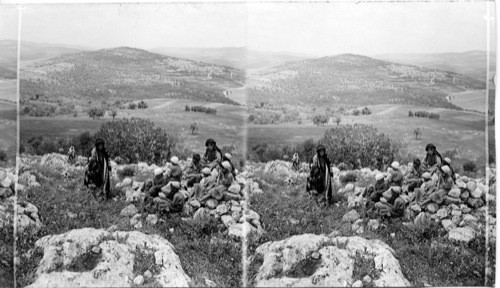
[[463, 160, 477, 173], [353, 109, 360, 116], [408, 110, 414, 117], [0, 150, 6, 162], [137, 101, 148, 109], [312, 114, 329, 126], [128, 103, 137, 110], [413, 111, 440, 120], [88, 107, 105, 119], [189, 105, 217, 115], [95, 118, 178, 165], [319, 124, 399, 170], [361, 107, 372, 115]]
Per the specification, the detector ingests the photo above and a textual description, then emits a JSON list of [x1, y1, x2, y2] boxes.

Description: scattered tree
[[110, 109, 117, 119], [313, 114, 329, 126], [335, 117, 341, 125]]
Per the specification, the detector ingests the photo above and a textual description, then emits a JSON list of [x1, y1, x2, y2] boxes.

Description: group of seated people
[[364, 143, 455, 219], [141, 138, 240, 214]]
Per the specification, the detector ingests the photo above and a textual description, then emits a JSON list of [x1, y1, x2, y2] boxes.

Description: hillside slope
[[374, 50, 496, 82], [20, 47, 244, 105], [247, 54, 486, 109], [151, 47, 309, 70]]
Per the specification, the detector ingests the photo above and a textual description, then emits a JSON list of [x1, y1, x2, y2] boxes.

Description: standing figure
[[292, 153, 300, 171], [67, 146, 76, 164], [84, 138, 112, 201], [307, 145, 333, 204]]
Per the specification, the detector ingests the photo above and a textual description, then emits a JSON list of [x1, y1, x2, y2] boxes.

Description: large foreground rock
[[253, 234, 411, 287], [26, 228, 191, 288]]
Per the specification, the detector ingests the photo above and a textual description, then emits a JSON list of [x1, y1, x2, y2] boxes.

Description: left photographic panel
[[17, 4, 247, 288], [0, 5, 18, 288]]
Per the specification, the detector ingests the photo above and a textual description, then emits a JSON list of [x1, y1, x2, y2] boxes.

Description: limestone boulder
[[253, 234, 411, 287], [25, 228, 191, 287]]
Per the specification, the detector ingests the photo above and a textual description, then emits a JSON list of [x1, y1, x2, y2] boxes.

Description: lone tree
[[88, 107, 105, 120], [110, 109, 117, 120], [335, 117, 341, 125], [313, 114, 329, 126], [414, 128, 421, 139], [190, 122, 198, 134]]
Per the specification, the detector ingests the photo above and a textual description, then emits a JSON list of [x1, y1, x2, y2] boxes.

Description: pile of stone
[[115, 161, 266, 241], [25, 228, 191, 288], [0, 167, 43, 235], [336, 165, 496, 244]]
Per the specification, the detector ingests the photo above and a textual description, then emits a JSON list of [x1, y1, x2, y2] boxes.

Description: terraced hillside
[[247, 54, 485, 110], [20, 47, 244, 106]]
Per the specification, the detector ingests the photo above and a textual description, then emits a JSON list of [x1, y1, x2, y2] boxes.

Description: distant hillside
[[0, 40, 89, 79], [247, 54, 486, 109], [20, 47, 244, 105], [373, 51, 496, 82], [151, 47, 309, 70]]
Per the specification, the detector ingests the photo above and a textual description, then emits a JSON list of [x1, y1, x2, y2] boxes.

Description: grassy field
[[0, 103, 17, 164], [16, 162, 242, 287], [21, 98, 246, 156], [248, 104, 489, 169], [246, 171, 495, 287], [0, 80, 16, 102], [449, 90, 487, 112]]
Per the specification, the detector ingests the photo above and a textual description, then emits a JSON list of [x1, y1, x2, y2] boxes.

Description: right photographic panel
[[244, 2, 496, 287]]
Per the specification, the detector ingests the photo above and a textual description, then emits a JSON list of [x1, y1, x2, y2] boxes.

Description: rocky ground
[[0, 167, 15, 288], [245, 160, 496, 287], [15, 153, 244, 287], [5, 155, 497, 287]]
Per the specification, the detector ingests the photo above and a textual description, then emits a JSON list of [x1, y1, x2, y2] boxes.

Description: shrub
[[463, 160, 477, 173], [319, 124, 399, 170], [353, 109, 361, 116], [88, 107, 105, 119], [109, 110, 117, 119], [95, 118, 178, 165], [190, 105, 217, 115], [361, 107, 372, 115], [137, 101, 148, 109], [0, 150, 6, 162], [185, 105, 190, 111], [313, 114, 329, 126], [408, 110, 414, 117], [248, 114, 255, 123], [128, 103, 137, 110]]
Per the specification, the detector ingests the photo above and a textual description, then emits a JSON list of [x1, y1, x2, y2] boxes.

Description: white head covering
[[170, 181, 181, 189], [222, 161, 231, 170], [201, 167, 211, 176], [441, 165, 451, 175], [422, 172, 432, 180], [154, 168, 163, 176], [224, 153, 232, 160], [375, 173, 384, 181], [170, 156, 179, 165], [391, 161, 400, 169], [444, 157, 451, 164]]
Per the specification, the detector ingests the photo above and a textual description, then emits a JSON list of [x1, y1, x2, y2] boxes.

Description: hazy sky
[[10, 1, 497, 56], [20, 4, 247, 50], [0, 6, 19, 41]]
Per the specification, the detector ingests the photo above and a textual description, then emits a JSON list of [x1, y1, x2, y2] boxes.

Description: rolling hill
[[247, 54, 486, 110], [0, 40, 90, 79], [373, 51, 496, 82], [151, 47, 310, 70], [20, 47, 245, 106]]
